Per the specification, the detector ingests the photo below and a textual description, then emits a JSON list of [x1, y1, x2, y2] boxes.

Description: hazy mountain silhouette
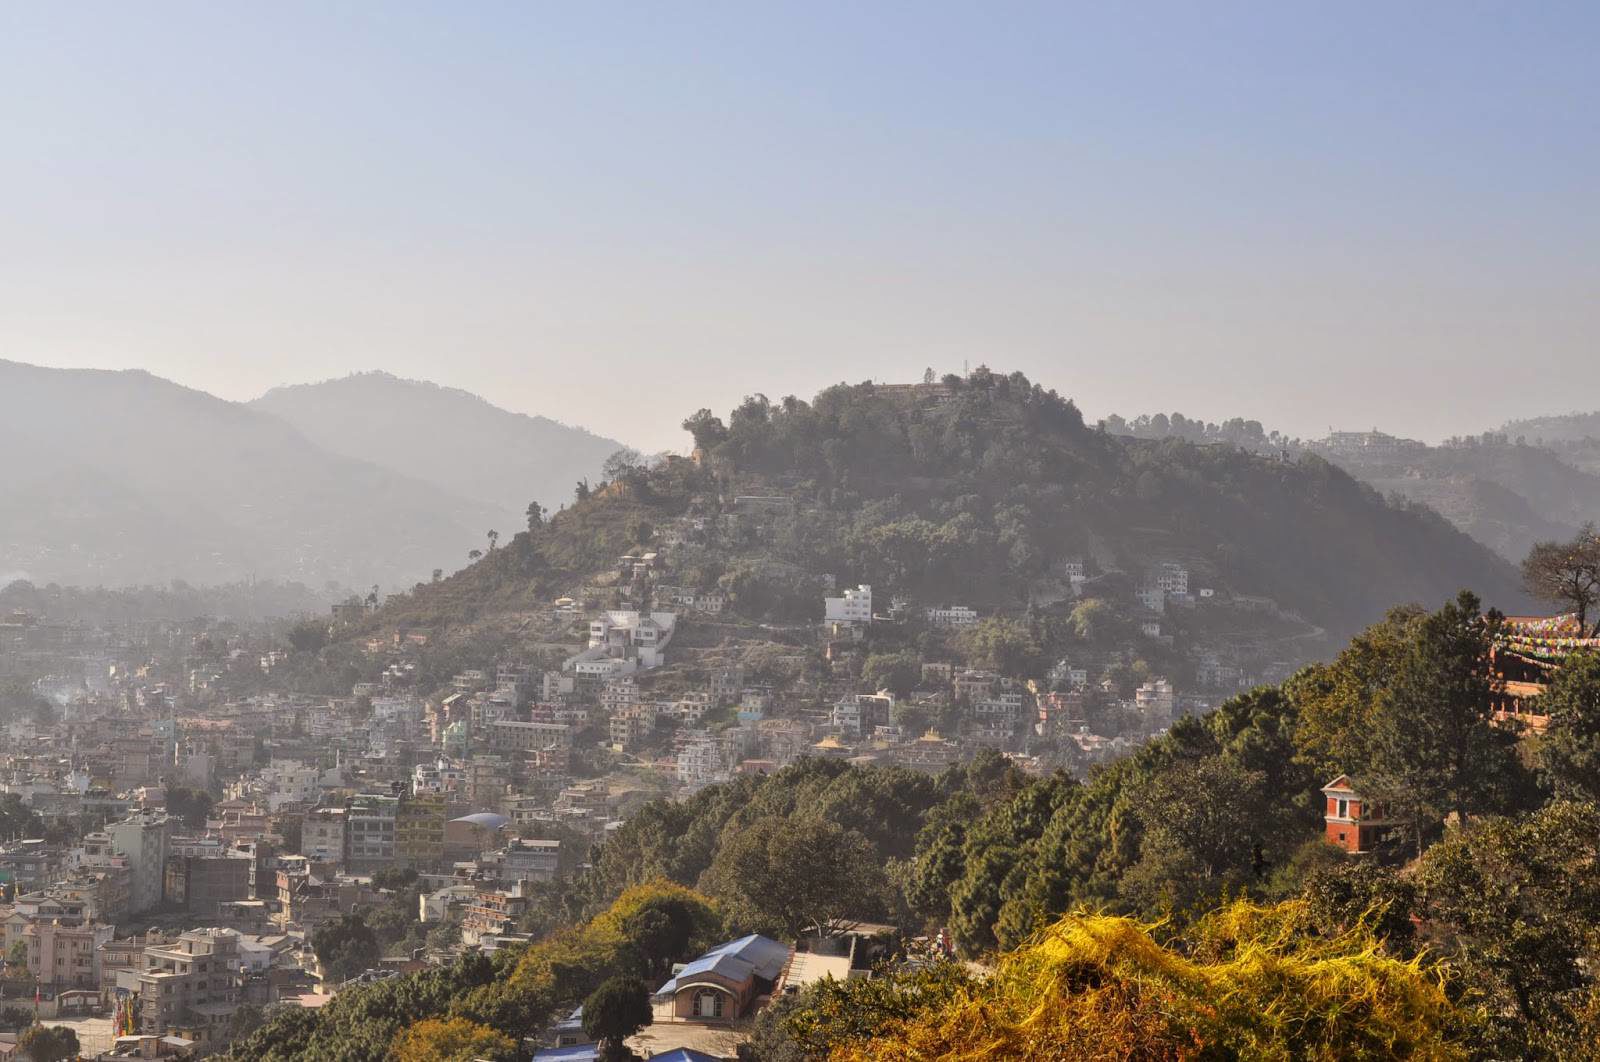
[[0, 360, 503, 589], [251, 371, 623, 527]]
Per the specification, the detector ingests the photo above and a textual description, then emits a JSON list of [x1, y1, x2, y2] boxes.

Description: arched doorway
[[693, 989, 725, 1018]]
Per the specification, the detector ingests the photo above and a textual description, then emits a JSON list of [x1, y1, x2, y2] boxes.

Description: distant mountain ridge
[[0, 360, 611, 590], [250, 371, 623, 527], [1105, 411, 1600, 562], [1499, 410, 1600, 446]]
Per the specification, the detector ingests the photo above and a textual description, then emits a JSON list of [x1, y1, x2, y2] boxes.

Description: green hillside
[[359, 369, 1529, 646]]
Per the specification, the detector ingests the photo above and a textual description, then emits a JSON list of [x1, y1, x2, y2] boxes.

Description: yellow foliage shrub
[[832, 900, 1469, 1061]]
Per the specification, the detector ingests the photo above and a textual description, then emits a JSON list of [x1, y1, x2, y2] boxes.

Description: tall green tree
[[313, 913, 381, 982], [699, 816, 886, 939], [164, 786, 213, 830], [1364, 592, 1527, 849], [1533, 651, 1600, 803], [582, 977, 652, 1061], [1414, 801, 1600, 1055], [1284, 605, 1422, 779], [862, 651, 920, 699], [1123, 757, 1272, 915]]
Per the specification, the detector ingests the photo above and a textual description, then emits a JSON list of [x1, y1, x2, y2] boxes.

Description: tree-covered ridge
[[359, 368, 1526, 647]]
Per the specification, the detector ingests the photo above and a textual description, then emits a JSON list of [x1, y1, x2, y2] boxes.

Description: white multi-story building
[[824, 585, 873, 625], [925, 605, 979, 628], [1153, 563, 1189, 595], [1049, 660, 1089, 690], [486, 720, 573, 754], [136, 929, 242, 1040], [830, 698, 863, 737], [412, 759, 465, 795], [974, 691, 1027, 725], [600, 676, 640, 714], [676, 733, 728, 788], [1136, 679, 1176, 725], [258, 760, 320, 811], [587, 611, 678, 669]]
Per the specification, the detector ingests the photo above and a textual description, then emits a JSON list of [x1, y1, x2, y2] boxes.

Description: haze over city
[[5, 2, 1597, 450], [6, 6, 1600, 1060]]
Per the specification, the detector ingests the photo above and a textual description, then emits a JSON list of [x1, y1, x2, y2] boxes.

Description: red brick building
[[1321, 775, 1394, 854]]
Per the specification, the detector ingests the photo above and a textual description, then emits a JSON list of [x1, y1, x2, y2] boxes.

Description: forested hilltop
[[228, 591, 1600, 1060], [358, 367, 1527, 648]]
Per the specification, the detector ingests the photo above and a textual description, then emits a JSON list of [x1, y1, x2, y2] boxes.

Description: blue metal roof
[[532, 1046, 598, 1062], [648, 1051, 723, 1062], [652, 934, 789, 997]]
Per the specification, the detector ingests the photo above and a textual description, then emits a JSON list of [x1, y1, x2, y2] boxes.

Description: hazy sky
[[3, 2, 1596, 452]]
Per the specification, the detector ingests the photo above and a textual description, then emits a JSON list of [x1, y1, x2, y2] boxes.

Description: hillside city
[[3, 367, 1600, 1060], [0, 460, 1286, 1053], [5, 6, 1599, 1055]]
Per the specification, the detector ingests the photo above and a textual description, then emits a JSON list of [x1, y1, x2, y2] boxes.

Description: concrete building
[[25, 918, 113, 990], [925, 605, 979, 628], [164, 851, 252, 917], [1153, 562, 1189, 595], [650, 934, 790, 1022], [136, 928, 242, 1042], [486, 720, 573, 755], [395, 793, 447, 868], [824, 584, 872, 625], [301, 807, 347, 867], [345, 793, 398, 871], [107, 811, 173, 915], [494, 838, 561, 884], [1135, 679, 1176, 728]]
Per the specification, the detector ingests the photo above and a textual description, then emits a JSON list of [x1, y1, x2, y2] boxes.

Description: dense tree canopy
[[312, 913, 381, 983], [390, 1017, 515, 1062], [16, 1025, 80, 1062], [1532, 651, 1600, 803], [582, 976, 652, 1058]]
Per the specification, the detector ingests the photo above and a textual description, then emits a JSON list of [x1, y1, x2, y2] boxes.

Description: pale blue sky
[[2, 2, 1595, 450]]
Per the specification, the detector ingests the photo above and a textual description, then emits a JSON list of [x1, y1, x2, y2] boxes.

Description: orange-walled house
[[650, 935, 790, 1022], [1321, 775, 1394, 854]]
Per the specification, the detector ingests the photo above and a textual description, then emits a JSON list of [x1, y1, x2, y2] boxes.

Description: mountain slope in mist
[[250, 371, 623, 526], [0, 360, 500, 588]]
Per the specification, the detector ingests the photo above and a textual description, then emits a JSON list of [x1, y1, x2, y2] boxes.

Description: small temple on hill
[[1490, 614, 1600, 732]]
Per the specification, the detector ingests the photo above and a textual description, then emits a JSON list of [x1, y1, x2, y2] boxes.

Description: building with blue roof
[[531, 1045, 599, 1062], [650, 933, 791, 1022], [532, 1049, 721, 1062]]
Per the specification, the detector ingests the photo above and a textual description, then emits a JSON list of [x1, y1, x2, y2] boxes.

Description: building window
[[1336, 799, 1348, 819], [694, 990, 724, 1018]]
